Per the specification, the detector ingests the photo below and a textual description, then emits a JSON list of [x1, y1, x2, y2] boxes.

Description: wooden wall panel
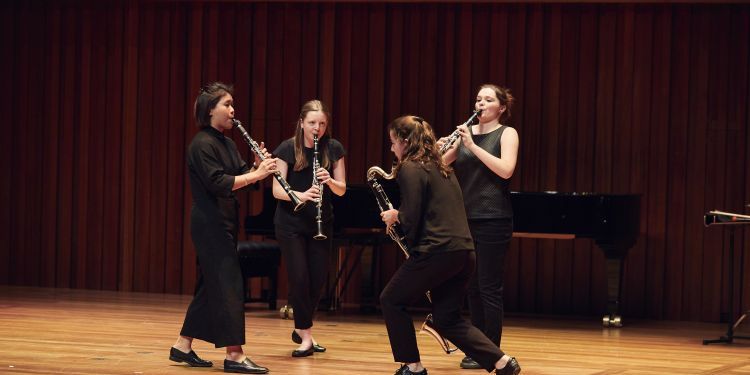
[[622, 5, 653, 318], [684, 9, 710, 322], [12, 1, 24, 285], [85, 6, 106, 290], [664, 7, 690, 320], [702, 7, 730, 322], [2, 1, 749, 323], [0, 1, 13, 286], [519, 4, 542, 313], [102, 5, 125, 292], [164, 3, 188, 295], [179, 2, 202, 295], [645, 7, 672, 319], [732, 9, 749, 320], [132, 4, 155, 293], [571, 7, 597, 315], [40, 5, 62, 288], [56, 4, 78, 289], [23, 2, 43, 287], [119, 1, 139, 292]]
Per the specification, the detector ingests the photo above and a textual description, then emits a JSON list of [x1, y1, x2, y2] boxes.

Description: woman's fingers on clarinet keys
[[436, 137, 447, 149], [304, 186, 321, 201], [267, 158, 277, 172], [380, 209, 398, 226], [257, 141, 272, 159], [316, 168, 330, 182], [258, 158, 276, 175]]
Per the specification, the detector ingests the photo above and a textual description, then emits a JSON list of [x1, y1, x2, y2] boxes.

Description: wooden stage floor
[[1, 287, 749, 374]]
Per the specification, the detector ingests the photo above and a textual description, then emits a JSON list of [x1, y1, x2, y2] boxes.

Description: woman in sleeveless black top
[[439, 84, 519, 370], [272, 100, 347, 357]]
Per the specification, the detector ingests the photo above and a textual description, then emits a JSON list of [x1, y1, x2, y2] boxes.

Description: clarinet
[[366, 165, 458, 354], [232, 119, 305, 212], [366, 166, 409, 256], [438, 109, 483, 154], [312, 134, 327, 240]]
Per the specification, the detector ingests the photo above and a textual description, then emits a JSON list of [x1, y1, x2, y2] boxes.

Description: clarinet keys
[[313, 133, 327, 240]]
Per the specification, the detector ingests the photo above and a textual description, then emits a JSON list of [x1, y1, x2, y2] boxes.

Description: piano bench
[[237, 241, 280, 310]]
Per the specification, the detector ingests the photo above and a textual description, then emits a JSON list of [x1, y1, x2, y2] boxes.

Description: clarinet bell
[[420, 314, 458, 354], [290, 192, 306, 212], [313, 221, 327, 240]]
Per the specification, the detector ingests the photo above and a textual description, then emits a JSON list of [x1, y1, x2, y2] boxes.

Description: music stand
[[703, 210, 750, 345]]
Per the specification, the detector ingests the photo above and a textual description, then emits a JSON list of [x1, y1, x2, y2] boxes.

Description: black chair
[[241, 187, 284, 310], [237, 241, 280, 310]]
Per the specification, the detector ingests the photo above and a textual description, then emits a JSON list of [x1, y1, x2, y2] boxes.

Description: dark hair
[[478, 83, 514, 123], [293, 99, 332, 171], [193, 82, 234, 129], [388, 115, 451, 178]]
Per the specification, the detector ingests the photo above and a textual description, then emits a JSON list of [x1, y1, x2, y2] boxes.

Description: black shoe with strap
[[223, 358, 269, 374], [495, 357, 521, 375], [168, 347, 213, 367], [394, 364, 428, 375], [292, 330, 327, 352]]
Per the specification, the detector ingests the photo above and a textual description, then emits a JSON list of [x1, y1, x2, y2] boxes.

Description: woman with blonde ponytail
[[272, 99, 347, 357]]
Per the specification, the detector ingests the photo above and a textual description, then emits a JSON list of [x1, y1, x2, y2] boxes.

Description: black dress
[[180, 126, 250, 348]]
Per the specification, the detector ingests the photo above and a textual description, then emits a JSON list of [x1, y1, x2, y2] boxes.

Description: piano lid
[[704, 210, 750, 226]]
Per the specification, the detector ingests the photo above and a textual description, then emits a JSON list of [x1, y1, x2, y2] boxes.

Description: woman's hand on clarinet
[[253, 141, 273, 167], [300, 185, 321, 203], [255, 158, 278, 178], [436, 136, 451, 151], [380, 209, 400, 228], [457, 124, 475, 149], [316, 167, 332, 185]]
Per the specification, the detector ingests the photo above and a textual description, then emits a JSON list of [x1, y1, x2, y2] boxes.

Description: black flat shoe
[[291, 346, 314, 357], [223, 358, 269, 374], [495, 357, 521, 375], [460, 356, 482, 369], [169, 347, 213, 367], [394, 364, 428, 375], [292, 330, 302, 344], [292, 330, 326, 352]]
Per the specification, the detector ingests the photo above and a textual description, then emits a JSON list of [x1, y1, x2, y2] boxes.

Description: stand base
[[702, 335, 750, 345], [703, 311, 750, 345]]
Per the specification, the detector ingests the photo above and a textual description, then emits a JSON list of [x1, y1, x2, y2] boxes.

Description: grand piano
[[246, 184, 640, 327]]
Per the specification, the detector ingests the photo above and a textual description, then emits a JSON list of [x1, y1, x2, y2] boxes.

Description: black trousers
[[276, 224, 332, 329], [467, 218, 512, 347], [181, 204, 245, 348], [380, 250, 505, 372]]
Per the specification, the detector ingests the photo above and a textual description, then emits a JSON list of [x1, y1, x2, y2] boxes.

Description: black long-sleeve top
[[396, 161, 474, 254], [186, 127, 250, 224]]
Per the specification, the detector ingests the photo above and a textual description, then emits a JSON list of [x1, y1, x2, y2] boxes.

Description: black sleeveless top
[[454, 125, 513, 220]]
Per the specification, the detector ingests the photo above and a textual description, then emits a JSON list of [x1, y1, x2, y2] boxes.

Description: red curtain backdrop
[[1, 1, 748, 323]]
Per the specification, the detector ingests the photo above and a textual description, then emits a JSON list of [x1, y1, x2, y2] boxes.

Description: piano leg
[[601, 257, 623, 327], [597, 241, 630, 328]]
